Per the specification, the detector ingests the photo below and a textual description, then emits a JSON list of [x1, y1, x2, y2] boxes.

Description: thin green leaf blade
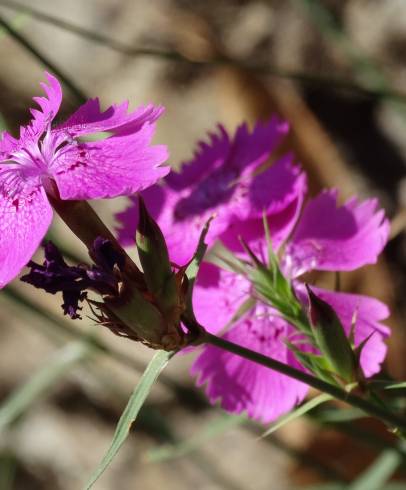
[[84, 350, 172, 489], [0, 341, 91, 432], [184, 217, 212, 319], [147, 413, 246, 463], [348, 449, 402, 490], [384, 382, 406, 390], [262, 393, 333, 438], [303, 485, 344, 490]]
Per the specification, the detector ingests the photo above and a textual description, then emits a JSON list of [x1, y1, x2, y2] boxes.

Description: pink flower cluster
[[117, 119, 390, 423], [0, 74, 391, 423]]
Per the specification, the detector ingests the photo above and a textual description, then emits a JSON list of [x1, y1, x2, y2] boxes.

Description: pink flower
[[116, 119, 306, 264], [0, 72, 168, 287], [192, 190, 390, 423], [115, 116, 390, 422]]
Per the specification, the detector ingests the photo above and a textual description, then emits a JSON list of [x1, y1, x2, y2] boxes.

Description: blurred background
[[1, 0, 406, 488]]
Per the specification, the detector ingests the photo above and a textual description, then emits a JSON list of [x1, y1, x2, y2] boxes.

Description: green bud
[[306, 285, 356, 383], [136, 197, 180, 318], [105, 283, 185, 351]]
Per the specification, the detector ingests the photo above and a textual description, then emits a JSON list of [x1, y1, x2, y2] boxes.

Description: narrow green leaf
[[384, 382, 406, 390], [0, 452, 17, 490], [348, 449, 402, 490], [303, 485, 344, 490], [304, 482, 406, 490], [184, 218, 212, 283], [184, 217, 212, 320], [262, 393, 333, 438], [0, 13, 29, 39], [210, 242, 247, 275], [84, 350, 172, 489], [147, 413, 246, 463], [313, 407, 365, 423], [0, 341, 91, 432]]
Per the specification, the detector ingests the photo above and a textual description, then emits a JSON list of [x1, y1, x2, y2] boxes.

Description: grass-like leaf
[[347, 449, 402, 490], [84, 350, 173, 489], [304, 483, 406, 490], [384, 382, 406, 390], [262, 393, 333, 438], [147, 413, 246, 463], [183, 217, 212, 323], [0, 341, 91, 432]]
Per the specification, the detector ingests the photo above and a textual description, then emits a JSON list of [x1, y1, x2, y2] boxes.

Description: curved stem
[[203, 332, 406, 432]]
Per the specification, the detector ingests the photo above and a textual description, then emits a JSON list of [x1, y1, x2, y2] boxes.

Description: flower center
[[0, 128, 76, 201]]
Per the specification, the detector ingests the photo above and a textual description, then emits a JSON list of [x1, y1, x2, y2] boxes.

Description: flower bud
[[105, 283, 185, 350], [306, 285, 356, 383], [136, 197, 180, 319]]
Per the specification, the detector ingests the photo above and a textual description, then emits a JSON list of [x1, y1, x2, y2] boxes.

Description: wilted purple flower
[[21, 238, 125, 319], [0, 73, 168, 287], [116, 119, 306, 264], [192, 190, 390, 422]]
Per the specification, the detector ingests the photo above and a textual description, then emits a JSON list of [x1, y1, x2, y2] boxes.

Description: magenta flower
[[0, 73, 168, 287], [116, 119, 306, 264], [191, 190, 390, 422]]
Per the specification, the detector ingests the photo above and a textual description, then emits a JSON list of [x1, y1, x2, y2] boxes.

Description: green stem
[[203, 332, 406, 432]]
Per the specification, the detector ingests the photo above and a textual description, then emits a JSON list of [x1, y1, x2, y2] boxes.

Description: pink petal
[[165, 119, 290, 222], [230, 118, 289, 173], [116, 118, 296, 263], [309, 286, 390, 377], [0, 182, 52, 287], [51, 123, 169, 200], [116, 183, 232, 265], [193, 263, 251, 333], [0, 131, 19, 160], [166, 125, 230, 190], [192, 311, 309, 423], [25, 72, 62, 140], [220, 194, 304, 257], [285, 190, 389, 276], [166, 118, 288, 190], [55, 99, 164, 136], [247, 155, 307, 219]]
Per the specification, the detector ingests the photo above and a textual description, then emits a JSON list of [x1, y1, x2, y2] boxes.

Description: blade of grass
[[3, 286, 194, 399], [84, 350, 173, 489], [308, 409, 406, 465], [0, 11, 27, 39], [0, 341, 92, 432], [147, 413, 246, 463], [0, 14, 86, 102], [262, 393, 332, 438], [3, 285, 147, 372], [304, 485, 344, 490], [184, 217, 212, 323], [348, 449, 403, 490], [2, 288, 182, 445], [312, 406, 365, 423], [0, 452, 17, 490]]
